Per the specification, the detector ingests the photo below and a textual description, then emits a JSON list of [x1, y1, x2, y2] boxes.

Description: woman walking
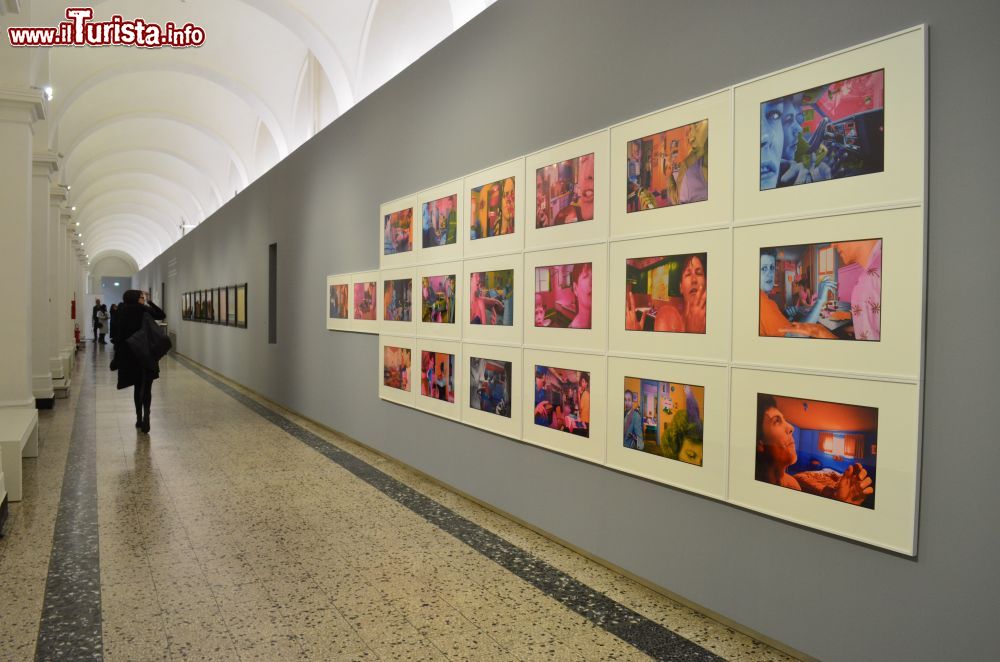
[[111, 290, 166, 433]]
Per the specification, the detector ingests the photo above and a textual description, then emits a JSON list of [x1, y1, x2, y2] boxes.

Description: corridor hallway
[[0, 347, 793, 661]]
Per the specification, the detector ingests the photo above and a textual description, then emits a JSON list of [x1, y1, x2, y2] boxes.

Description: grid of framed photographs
[[182, 284, 247, 328], [324, 28, 925, 554]]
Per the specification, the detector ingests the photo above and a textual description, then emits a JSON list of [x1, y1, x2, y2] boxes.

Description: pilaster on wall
[[31, 151, 58, 406], [0, 87, 45, 412], [48, 184, 67, 382]]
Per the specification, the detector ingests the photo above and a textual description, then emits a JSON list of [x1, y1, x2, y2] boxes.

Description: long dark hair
[[122, 290, 141, 305]]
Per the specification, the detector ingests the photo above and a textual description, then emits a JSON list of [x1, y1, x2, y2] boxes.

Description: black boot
[[140, 407, 150, 433]]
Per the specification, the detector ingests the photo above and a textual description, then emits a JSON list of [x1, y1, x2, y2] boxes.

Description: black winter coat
[[111, 301, 166, 389]]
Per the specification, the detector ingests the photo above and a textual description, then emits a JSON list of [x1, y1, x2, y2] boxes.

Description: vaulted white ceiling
[[27, 0, 495, 270]]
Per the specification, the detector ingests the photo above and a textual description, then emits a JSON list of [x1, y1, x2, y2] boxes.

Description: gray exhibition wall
[[137, 1, 1000, 658]]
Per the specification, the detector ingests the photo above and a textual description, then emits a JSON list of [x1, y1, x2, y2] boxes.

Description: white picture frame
[[416, 261, 462, 340], [609, 228, 732, 363], [417, 178, 464, 264], [606, 356, 728, 500], [728, 367, 920, 555], [325, 273, 352, 331], [525, 130, 610, 251], [414, 339, 463, 422], [463, 158, 526, 258], [610, 89, 733, 240], [350, 270, 380, 334], [379, 195, 418, 269], [733, 27, 925, 225], [521, 349, 606, 465], [379, 335, 417, 408], [461, 342, 522, 440], [461, 253, 522, 346], [378, 267, 417, 336], [522, 243, 608, 355], [732, 206, 922, 381]]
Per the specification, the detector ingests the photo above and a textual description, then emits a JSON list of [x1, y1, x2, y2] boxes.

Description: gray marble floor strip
[[178, 356, 722, 661], [35, 352, 103, 662]]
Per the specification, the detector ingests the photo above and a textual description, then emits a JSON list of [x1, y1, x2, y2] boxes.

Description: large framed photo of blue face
[[734, 27, 925, 224]]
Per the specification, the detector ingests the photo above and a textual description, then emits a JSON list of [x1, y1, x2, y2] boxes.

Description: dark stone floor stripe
[[35, 352, 103, 662], [177, 356, 722, 662]]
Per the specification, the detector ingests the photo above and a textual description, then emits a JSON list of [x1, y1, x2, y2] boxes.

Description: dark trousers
[[133, 371, 155, 421]]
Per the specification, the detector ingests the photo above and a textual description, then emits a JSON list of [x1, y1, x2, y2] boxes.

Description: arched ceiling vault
[[30, 0, 497, 271]]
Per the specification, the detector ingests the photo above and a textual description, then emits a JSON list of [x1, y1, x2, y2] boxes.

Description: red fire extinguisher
[[74, 324, 81, 344]]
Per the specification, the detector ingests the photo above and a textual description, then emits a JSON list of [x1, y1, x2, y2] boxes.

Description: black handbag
[[126, 313, 172, 372]]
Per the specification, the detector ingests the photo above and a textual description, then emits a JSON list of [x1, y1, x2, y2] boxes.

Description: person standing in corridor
[[111, 290, 166, 433]]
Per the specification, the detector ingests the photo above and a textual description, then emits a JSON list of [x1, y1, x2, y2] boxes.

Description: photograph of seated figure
[[533, 365, 590, 438], [469, 357, 512, 418], [534, 262, 592, 329], [422, 194, 458, 248], [383, 279, 412, 322], [535, 153, 595, 228], [755, 393, 877, 509], [623, 377, 705, 466], [759, 238, 881, 341], [329, 283, 348, 320], [383, 346, 411, 391], [760, 69, 884, 190], [469, 269, 514, 326], [627, 119, 708, 213], [470, 177, 515, 240], [422, 275, 456, 324], [383, 208, 413, 255], [625, 252, 707, 333], [353, 281, 377, 320], [421, 351, 455, 403]]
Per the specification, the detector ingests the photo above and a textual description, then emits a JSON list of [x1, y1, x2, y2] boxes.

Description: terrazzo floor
[[0, 346, 797, 661]]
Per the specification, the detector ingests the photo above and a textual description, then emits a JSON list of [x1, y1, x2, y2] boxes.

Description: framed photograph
[[606, 356, 728, 500], [522, 243, 608, 354], [414, 339, 463, 422], [609, 228, 731, 362], [215, 288, 223, 324], [191, 291, 199, 320], [417, 179, 464, 264], [227, 286, 236, 326], [349, 270, 379, 334], [416, 261, 461, 340], [326, 274, 351, 331], [379, 267, 417, 336], [525, 130, 610, 250], [522, 349, 606, 464], [236, 284, 247, 328], [462, 254, 522, 345], [206, 289, 216, 323], [378, 335, 417, 408], [610, 89, 733, 239], [182, 293, 191, 321], [380, 195, 418, 269], [734, 27, 925, 224], [461, 342, 522, 440], [463, 158, 525, 258], [729, 367, 919, 555], [732, 206, 922, 380], [218, 287, 228, 326]]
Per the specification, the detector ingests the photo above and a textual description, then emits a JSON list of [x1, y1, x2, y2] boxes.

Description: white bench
[[0, 408, 38, 502]]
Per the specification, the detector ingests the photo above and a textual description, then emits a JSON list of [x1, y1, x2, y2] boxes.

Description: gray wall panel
[[138, 1, 1000, 658]]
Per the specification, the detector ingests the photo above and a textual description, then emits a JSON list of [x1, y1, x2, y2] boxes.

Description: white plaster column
[[0, 88, 44, 411], [31, 151, 58, 406], [48, 185, 67, 384], [60, 217, 75, 375]]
